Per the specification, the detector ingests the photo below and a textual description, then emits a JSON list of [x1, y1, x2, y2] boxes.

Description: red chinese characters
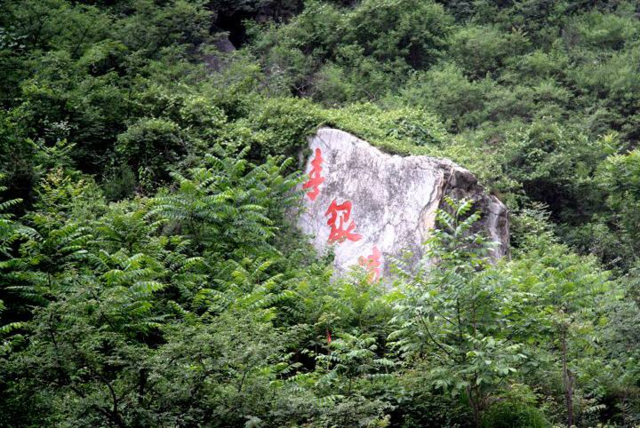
[[303, 148, 325, 201], [359, 246, 382, 283], [325, 199, 362, 243]]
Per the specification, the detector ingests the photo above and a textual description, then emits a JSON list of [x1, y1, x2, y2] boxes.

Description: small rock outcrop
[[297, 128, 509, 280], [204, 33, 236, 72]]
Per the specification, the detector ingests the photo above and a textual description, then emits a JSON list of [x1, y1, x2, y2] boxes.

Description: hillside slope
[[1, 1, 640, 427]]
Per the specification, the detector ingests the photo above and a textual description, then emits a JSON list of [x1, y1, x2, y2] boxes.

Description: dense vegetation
[[2, 0, 640, 426]]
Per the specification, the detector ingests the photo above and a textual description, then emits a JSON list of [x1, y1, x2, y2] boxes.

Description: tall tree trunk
[[468, 384, 482, 428]]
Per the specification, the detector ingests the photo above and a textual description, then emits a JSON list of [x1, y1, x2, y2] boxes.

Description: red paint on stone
[[325, 199, 362, 244], [303, 148, 325, 201], [359, 246, 382, 283]]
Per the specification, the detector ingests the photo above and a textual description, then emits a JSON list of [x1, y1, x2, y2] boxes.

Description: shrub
[[103, 164, 137, 201], [250, 97, 323, 158], [115, 118, 184, 184], [449, 25, 531, 78], [481, 401, 551, 428]]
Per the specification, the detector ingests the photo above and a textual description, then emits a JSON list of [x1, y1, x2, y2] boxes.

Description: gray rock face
[[297, 128, 509, 280], [204, 33, 236, 72]]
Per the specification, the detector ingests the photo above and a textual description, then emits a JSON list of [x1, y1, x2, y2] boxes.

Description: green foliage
[[250, 97, 323, 158], [481, 401, 551, 428], [252, 0, 453, 101], [398, 63, 493, 131], [390, 198, 527, 426], [501, 232, 618, 427], [591, 149, 640, 264], [150, 153, 299, 252], [0, 176, 29, 340], [116, 118, 184, 184], [3, 0, 640, 426], [450, 25, 530, 78], [103, 164, 137, 201], [342, 0, 452, 69], [323, 103, 449, 154]]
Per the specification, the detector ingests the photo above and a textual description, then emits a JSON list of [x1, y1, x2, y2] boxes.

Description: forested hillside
[[2, 1, 640, 426]]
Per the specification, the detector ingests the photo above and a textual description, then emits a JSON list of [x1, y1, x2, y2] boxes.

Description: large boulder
[[297, 128, 509, 280]]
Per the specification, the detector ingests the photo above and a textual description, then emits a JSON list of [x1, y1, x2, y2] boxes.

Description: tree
[[506, 229, 615, 427], [390, 197, 527, 427], [0, 175, 31, 346], [149, 153, 299, 253]]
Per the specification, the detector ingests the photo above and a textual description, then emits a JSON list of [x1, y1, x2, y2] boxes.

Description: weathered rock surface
[[203, 33, 236, 72], [297, 128, 509, 280]]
